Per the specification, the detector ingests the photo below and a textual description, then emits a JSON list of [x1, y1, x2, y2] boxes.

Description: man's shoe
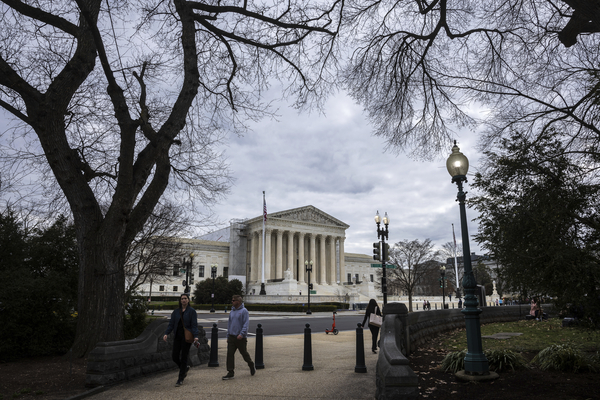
[[175, 379, 183, 387], [249, 362, 256, 376], [222, 373, 234, 380]]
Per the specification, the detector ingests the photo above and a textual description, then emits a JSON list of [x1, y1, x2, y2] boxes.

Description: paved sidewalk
[[88, 329, 378, 400]]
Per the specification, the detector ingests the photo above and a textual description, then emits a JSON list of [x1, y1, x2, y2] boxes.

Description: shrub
[[441, 349, 528, 373], [532, 343, 598, 373], [440, 350, 467, 372], [193, 277, 243, 304], [0, 212, 79, 361], [485, 349, 528, 372], [124, 297, 150, 340]]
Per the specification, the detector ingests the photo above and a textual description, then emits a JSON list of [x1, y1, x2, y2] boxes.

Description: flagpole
[[452, 223, 460, 298], [260, 191, 267, 295]]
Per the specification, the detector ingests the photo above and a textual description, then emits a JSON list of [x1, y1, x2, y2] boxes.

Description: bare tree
[[124, 202, 191, 303], [385, 238, 440, 312], [0, 0, 342, 356], [340, 1, 600, 160]]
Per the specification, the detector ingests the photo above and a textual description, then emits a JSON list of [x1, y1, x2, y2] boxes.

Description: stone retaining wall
[[404, 305, 532, 354], [85, 319, 210, 388], [376, 303, 535, 399]]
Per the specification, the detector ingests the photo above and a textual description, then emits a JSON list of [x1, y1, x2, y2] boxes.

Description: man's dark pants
[[226, 335, 254, 375]]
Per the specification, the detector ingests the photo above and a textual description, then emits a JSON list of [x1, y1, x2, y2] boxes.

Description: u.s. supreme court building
[[140, 205, 381, 304]]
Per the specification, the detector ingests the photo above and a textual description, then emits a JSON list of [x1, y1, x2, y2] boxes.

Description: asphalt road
[[197, 313, 367, 339]]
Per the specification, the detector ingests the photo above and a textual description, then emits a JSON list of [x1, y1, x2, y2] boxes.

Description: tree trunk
[[71, 226, 127, 357], [408, 292, 413, 312]]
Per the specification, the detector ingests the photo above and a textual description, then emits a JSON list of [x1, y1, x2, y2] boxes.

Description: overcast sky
[[0, 89, 484, 258], [207, 90, 484, 256]]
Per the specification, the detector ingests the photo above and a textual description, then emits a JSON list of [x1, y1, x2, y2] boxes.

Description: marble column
[[256, 231, 263, 283], [329, 236, 336, 284], [264, 229, 272, 282], [339, 237, 346, 284], [276, 230, 284, 280], [250, 232, 257, 282], [319, 235, 327, 285], [309, 234, 316, 283], [297, 232, 305, 283], [287, 231, 294, 278]]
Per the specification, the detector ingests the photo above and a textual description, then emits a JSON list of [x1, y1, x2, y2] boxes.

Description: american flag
[[263, 191, 267, 223]]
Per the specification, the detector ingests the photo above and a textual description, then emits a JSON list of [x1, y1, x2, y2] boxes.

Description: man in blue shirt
[[222, 295, 255, 380]]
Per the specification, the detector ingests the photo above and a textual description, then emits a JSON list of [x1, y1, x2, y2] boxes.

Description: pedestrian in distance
[[361, 299, 382, 354], [163, 293, 199, 387], [458, 298, 463, 309], [222, 295, 255, 380]]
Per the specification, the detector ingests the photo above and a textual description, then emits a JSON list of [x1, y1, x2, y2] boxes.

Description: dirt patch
[[411, 347, 599, 400], [0, 355, 87, 400]]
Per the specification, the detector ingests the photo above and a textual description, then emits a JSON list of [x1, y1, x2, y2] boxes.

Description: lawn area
[[439, 318, 600, 353]]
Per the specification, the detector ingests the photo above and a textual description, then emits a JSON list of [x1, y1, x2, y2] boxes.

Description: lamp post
[[375, 211, 390, 306], [210, 264, 217, 313], [440, 266, 446, 309], [447, 141, 489, 375], [305, 260, 313, 315], [184, 253, 194, 294]]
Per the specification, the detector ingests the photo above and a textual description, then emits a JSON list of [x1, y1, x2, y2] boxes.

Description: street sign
[[371, 263, 396, 269]]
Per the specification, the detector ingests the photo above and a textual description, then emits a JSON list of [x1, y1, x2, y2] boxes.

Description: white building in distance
[[140, 205, 382, 303]]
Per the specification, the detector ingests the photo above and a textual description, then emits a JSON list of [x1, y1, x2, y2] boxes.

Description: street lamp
[[440, 266, 446, 309], [305, 260, 313, 315], [447, 141, 490, 375], [210, 264, 217, 313], [184, 252, 194, 294], [375, 211, 390, 306]]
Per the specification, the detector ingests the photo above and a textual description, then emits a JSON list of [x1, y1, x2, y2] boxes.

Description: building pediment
[[248, 205, 349, 229]]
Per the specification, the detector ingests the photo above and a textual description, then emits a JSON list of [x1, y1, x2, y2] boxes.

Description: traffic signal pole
[[374, 214, 390, 306]]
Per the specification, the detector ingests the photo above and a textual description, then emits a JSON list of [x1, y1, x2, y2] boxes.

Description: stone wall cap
[[383, 302, 408, 315]]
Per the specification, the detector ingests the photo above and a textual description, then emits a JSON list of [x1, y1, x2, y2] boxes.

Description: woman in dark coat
[[163, 293, 199, 386], [361, 299, 382, 353]]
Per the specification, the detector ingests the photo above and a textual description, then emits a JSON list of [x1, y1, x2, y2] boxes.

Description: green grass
[[439, 318, 600, 353]]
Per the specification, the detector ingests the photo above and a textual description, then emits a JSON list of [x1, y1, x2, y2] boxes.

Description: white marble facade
[[140, 205, 381, 302], [245, 205, 348, 295]]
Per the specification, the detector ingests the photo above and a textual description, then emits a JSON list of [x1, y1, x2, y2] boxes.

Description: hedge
[[148, 302, 349, 312]]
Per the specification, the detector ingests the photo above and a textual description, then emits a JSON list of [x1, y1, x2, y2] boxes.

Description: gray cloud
[[211, 92, 483, 256]]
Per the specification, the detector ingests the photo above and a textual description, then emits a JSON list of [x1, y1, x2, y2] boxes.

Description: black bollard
[[302, 323, 313, 371], [208, 323, 219, 367], [255, 323, 265, 369], [355, 323, 367, 373]]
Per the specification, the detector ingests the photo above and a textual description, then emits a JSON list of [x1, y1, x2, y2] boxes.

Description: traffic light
[[309, 283, 313, 290], [382, 243, 390, 262], [373, 242, 381, 261]]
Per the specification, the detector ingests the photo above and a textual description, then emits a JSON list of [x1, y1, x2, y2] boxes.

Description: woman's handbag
[[369, 313, 382, 327], [183, 326, 194, 343]]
